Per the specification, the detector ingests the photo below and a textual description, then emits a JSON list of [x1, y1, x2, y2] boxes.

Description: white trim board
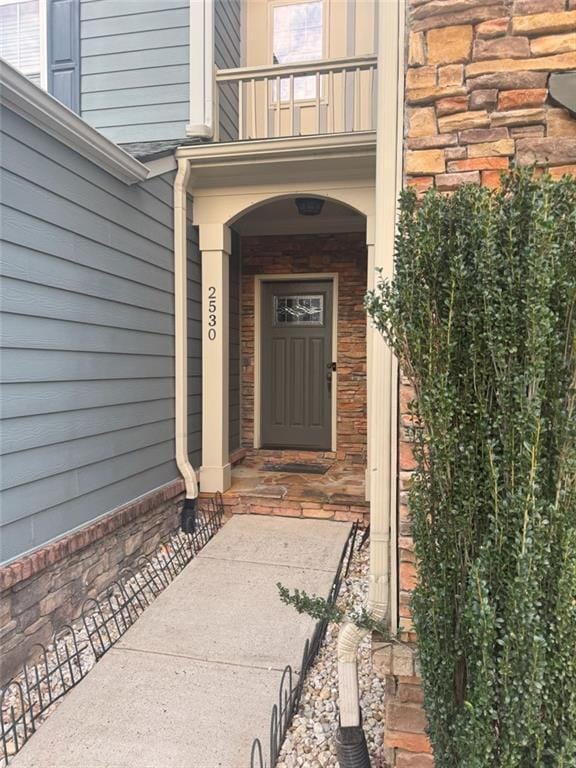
[[0, 59, 149, 185], [146, 154, 177, 179]]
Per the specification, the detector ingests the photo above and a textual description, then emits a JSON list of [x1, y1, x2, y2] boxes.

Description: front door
[[261, 280, 333, 449]]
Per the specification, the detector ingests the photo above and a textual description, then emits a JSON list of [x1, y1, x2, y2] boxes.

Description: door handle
[[326, 363, 335, 391]]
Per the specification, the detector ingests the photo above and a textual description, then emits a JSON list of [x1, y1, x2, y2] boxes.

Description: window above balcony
[[272, 0, 323, 101], [272, 1, 323, 64]]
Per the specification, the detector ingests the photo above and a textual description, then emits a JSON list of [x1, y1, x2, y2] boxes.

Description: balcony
[[215, 55, 377, 142]]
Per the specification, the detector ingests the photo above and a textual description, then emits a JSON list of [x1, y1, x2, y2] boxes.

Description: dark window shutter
[[47, 0, 80, 113]]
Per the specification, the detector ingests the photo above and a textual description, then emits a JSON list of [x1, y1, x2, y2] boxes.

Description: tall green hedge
[[366, 170, 576, 767]]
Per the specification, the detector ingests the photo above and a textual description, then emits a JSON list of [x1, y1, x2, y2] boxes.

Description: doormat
[[262, 462, 330, 475]]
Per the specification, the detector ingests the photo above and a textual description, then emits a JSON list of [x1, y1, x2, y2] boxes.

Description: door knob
[[327, 363, 336, 391]]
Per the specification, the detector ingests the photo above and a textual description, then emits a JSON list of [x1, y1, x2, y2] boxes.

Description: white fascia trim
[[0, 58, 149, 185], [186, 0, 214, 139], [145, 154, 177, 178], [176, 131, 376, 165]]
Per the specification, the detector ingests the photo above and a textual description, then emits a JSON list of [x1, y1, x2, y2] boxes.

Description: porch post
[[365, 216, 376, 503], [200, 224, 231, 493], [370, 0, 405, 634]]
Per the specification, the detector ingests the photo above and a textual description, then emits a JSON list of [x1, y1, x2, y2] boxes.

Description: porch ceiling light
[[295, 197, 325, 216]]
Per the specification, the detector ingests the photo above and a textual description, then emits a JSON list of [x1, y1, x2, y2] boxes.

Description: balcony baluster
[[215, 54, 377, 141]]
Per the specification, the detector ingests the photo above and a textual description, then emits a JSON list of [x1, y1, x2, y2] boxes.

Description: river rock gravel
[[276, 541, 386, 768]]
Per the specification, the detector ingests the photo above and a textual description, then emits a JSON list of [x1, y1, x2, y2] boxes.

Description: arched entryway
[[222, 193, 370, 521], [192, 185, 375, 512], [232, 196, 367, 457]]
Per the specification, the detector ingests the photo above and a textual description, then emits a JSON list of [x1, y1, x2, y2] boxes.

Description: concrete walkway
[[11, 516, 351, 768]]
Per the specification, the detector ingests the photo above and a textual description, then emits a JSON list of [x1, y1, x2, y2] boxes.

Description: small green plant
[[276, 583, 390, 636], [366, 169, 576, 767]]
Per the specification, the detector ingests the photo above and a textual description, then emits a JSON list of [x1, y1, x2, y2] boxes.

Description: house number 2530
[[208, 286, 217, 340]]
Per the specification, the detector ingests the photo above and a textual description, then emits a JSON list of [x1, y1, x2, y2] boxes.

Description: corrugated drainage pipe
[[335, 582, 387, 768], [335, 724, 370, 768], [174, 158, 199, 532]]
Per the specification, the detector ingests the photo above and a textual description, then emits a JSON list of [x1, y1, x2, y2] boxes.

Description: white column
[[200, 224, 231, 492], [368, 0, 405, 633], [365, 216, 376, 503]]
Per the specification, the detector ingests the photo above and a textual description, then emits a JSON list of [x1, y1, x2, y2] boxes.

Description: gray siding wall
[[214, 0, 241, 142], [80, 0, 190, 144], [0, 107, 201, 564]]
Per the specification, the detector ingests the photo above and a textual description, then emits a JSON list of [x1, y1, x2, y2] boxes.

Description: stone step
[[220, 492, 369, 525]]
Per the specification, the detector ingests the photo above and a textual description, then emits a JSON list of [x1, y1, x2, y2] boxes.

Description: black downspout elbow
[[180, 497, 198, 534], [335, 722, 371, 768]]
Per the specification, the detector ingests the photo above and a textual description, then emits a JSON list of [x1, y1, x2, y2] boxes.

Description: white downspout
[[336, 0, 405, 733], [174, 158, 199, 507]]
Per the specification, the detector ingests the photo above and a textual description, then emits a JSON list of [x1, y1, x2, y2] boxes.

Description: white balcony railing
[[215, 55, 377, 141]]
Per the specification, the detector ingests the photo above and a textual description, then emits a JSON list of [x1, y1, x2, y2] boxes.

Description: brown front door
[[261, 280, 333, 450]]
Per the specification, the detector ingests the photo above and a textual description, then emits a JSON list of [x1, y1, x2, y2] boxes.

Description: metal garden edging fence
[[0, 494, 224, 765], [250, 522, 358, 768]]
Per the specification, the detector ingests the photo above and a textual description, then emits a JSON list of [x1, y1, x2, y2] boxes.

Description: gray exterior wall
[[0, 106, 201, 564], [215, 0, 241, 142], [79, 0, 242, 145], [80, 0, 190, 144]]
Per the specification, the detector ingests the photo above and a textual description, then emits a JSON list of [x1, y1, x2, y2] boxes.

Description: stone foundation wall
[[240, 232, 368, 463], [0, 480, 184, 686], [373, 640, 432, 768], [391, 0, 576, 764]]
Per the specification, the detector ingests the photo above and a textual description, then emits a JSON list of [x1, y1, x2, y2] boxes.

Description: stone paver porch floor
[[10, 516, 352, 768], [222, 450, 368, 523]]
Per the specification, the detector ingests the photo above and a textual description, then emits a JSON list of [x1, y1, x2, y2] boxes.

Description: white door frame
[[254, 272, 339, 452]]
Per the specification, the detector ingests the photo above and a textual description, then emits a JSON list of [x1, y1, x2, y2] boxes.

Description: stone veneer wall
[[405, 0, 576, 197], [240, 232, 368, 463], [374, 640, 432, 768], [382, 1, 576, 767], [0, 480, 184, 686]]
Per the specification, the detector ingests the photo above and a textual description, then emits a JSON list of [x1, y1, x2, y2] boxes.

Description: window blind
[[0, 1, 41, 82]]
